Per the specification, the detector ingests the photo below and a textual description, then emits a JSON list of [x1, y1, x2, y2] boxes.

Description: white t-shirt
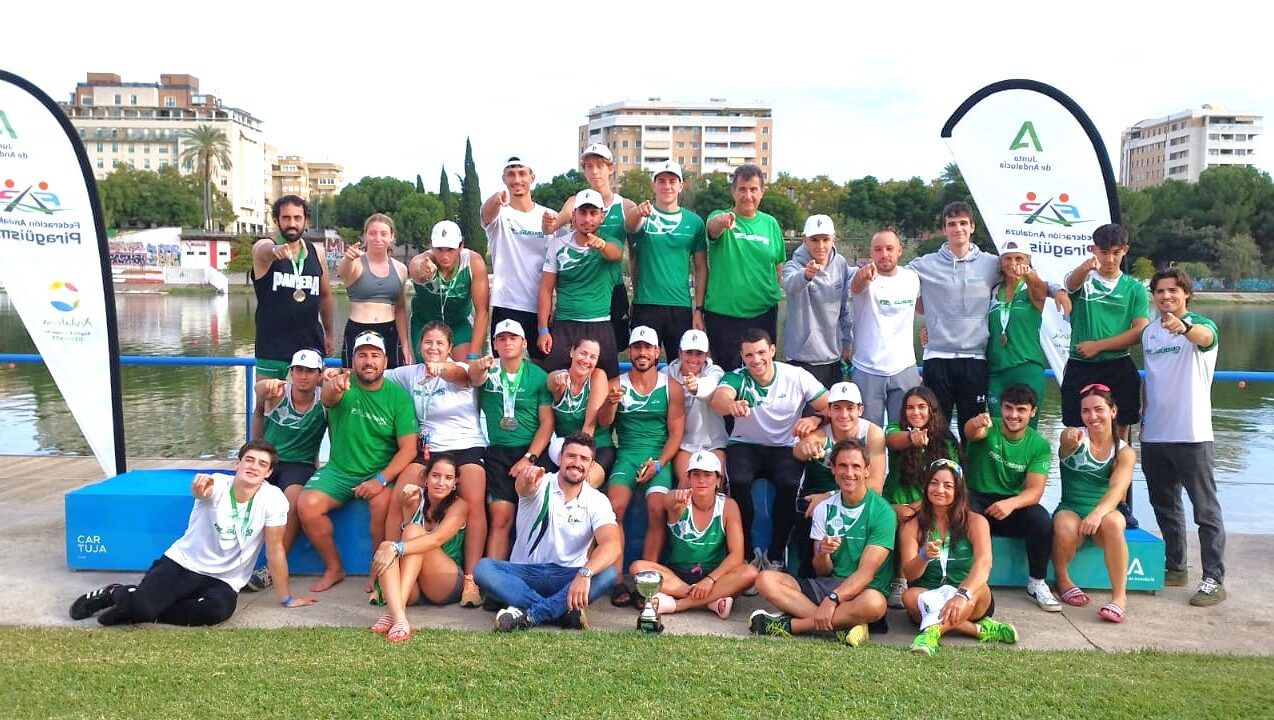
[[485, 203, 551, 312], [667, 359, 729, 452], [164, 474, 289, 590], [384, 362, 487, 452], [1141, 311, 1218, 443], [511, 475, 617, 567], [723, 362, 826, 447], [850, 267, 920, 376]]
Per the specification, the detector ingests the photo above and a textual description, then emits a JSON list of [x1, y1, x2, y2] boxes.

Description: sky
[[4, 0, 1270, 197]]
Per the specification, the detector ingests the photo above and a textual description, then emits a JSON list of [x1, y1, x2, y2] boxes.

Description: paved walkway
[[3, 455, 1268, 654]]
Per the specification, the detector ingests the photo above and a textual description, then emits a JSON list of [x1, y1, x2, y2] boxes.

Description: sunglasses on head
[[928, 458, 963, 478], [1079, 383, 1110, 394]]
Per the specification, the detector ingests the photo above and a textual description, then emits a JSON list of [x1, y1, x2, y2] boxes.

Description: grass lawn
[[2, 626, 1271, 718]]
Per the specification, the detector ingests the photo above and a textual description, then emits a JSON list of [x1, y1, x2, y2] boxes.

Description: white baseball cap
[[803, 214, 835, 238], [628, 325, 659, 347], [1000, 239, 1032, 259], [503, 156, 531, 171], [687, 450, 722, 475], [290, 348, 324, 370], [651, 160, 683, 181], [580, 143, 613, 163], [493, 318, 526, 339], [430, 220, 462, 249], [827, 381, 863, 405], [573, 188, 604, 209], [353, 331, 386, 353], [680, 329, 709, 353]]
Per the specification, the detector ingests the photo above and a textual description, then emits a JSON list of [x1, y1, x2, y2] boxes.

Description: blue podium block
[[987, 528, 1165, 591], [65, 469, 372, 575]]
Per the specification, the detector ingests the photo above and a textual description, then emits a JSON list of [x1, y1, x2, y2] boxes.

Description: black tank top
[[254, 241, 326, 361]]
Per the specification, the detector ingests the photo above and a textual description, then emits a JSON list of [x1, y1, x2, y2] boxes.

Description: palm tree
[[178, 125, 232, 230]]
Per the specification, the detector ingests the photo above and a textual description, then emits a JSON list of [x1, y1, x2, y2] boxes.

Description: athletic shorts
[[254, 357, 290, 381], [1060, 355, 1141, 428], [907, 588, 996, 624], [342, 318, 403, 369], [304, 465, 381, 505], [544, 319, 620, 379], [414, 445, 486, 469], [416, 568, 464, 606], [669, 564, 709, 586], [608, 448, 673, 494], [268, 461, 315, 492], [798, 576, 845, 605], [546, 445, 615, 481], [484, 445, 530, 504], [630, 303, 693, 362]]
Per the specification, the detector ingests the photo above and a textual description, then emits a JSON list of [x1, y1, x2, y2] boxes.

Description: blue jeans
[[473, 559, 617, 626]]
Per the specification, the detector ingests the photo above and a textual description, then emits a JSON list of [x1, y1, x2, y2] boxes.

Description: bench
[[987, 528, 1165, 591]]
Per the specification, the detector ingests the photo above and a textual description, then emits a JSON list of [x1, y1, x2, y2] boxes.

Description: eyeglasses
[[1079, 383, 1110, 394], [928, 458, 963, 478]]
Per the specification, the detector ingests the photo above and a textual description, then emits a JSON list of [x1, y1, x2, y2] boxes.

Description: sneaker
[[460, 576, 482, 608], [976, 617, 1018, 644], [559, 607, 589, 630], [763, 550, 787, 573], [887, 579, 907, 609], [748, 609, 793, 637], [835, 623, 869, 648], [711, 596, 734, 620], [243, 567, 272, 593], [482, 597, 503, 612], [70, 583, 122, 620], [1026, 578, 1062, 612], [494, 606, 531, 632], [868, 616, 889, 635], [910, 625, 940, 656], [1164, 569, 1188, 587], [1190, 577, 1227, 607], [743, 548, 766, 596]]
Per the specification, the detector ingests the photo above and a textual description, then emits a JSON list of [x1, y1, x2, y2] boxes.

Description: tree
[[1215, 232, 1263, 288], [178, 124, 232, 231], [1132, 256, 1156, 280], [883, 177, 934, 238], [439, 166, 457, 221], [615, 169, 652, 204], [97, 166, 202, 228], [1175, 261, 1211, 281], [395, 193, 445, 251], [758, 190, 800, 235], [415, 174, 426, 194], [686, 172, 732, 218], [459, 138, 485, 257], [531, 170, 587, 210], [331, 176, 416, 230]]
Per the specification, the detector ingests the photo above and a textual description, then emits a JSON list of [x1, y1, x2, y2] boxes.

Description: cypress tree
[[459, 138, 485, 257], [439, 165, 457, 221]]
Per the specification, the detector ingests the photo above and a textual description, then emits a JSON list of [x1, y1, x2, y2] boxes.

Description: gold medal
[[999, 335, 1008, 346], [500, 416, 518, 431], [293, 289, 306, 303]]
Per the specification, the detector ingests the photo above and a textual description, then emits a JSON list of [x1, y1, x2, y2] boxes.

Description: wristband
[[375, 473, 388, 486], [918, 546, 928, 561], [392, 541, 405, 557], [653, 460, 661, 474], [466, 353, 479, 360], [281, 595, 292, 607], [538, 327, 550, 336]]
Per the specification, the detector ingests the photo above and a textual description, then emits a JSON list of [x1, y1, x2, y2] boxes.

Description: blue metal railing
[[2, 353, 1273, 443]]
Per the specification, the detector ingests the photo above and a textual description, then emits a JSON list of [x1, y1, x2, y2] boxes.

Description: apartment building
[[1120, 105, 1263, 190]]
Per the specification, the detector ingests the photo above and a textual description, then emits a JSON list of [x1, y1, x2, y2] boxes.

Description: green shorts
[[411, 316, 473, 363], [304, 465, 393, 504], [254, 358, 291, 381], [608, 448, 673, 494]]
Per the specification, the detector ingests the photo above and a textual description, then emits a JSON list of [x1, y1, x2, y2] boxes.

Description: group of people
[[70, 149, 1228, 656]]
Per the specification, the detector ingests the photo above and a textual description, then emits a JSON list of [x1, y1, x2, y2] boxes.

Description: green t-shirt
[[704, 210, 784, 318], [478, 360, 552, 448], [630, 207, 707, 307], [987, 279, 1045, 372], [551, 377, 612, 448], [964, 421, 1051, 497], [882, 424, 960, 506], [326, 381, 416, 480], [597, 198, 628, 287], [810, 489, 896, 595], [665, 493, 727, 571], [914, 532, 974, 589], [262, 384, 328, 464], [543, 234, 621, 322], [1068, 272, 1149, 361], [802, 432, 837, 495], [614, 373, 670, 450]]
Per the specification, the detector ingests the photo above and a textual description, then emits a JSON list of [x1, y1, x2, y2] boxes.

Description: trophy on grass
[[634, 570, 665, 634]]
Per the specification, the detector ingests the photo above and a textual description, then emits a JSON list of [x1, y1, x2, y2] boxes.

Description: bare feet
[[364, 578, 374, 594], [309, 569, 346, 592]]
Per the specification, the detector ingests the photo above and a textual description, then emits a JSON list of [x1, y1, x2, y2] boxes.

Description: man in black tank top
[[252, 195, 336, 380]]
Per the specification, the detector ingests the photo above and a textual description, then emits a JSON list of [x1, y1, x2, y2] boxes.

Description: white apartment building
[[60, 73, 270, 234], [1120, 105, 1263, 190], [578, 98, 773, 178]]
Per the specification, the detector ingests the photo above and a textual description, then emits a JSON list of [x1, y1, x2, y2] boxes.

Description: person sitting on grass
[[474, 433, 621, 631], [69, 441, 315, 626], [748, 439, 894, 647], [629, 450, 758, 620], [367, 456, 468, 643], [899, 459, 1017, 656], [1053, 384, 1135, 623]]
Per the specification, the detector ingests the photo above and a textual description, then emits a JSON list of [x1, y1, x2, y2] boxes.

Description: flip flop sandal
[[1097, 603, 1126, 624], [611, 579, 634, 608], [1059, 586, 1091, 607], [370, 613, 394, 634], [387, 619, 412, 643]]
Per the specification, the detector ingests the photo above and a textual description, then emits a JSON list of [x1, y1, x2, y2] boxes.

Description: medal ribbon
[[497, 361, 527, 422], [228, 491, 256, 540]]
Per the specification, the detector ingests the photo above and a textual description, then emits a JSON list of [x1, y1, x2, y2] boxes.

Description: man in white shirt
[[482, 156, 552, 360], [472, 433, 622, 630], [849, 228, 922, 426], [69, 441, 315, 626]]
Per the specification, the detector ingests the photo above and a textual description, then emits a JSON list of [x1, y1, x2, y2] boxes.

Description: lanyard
[[927, 527, 950, 579], [415, 369, 441, 444], [228, 491, 256, 540], [432, 257, 462, 319], [996, 279, 1025, 342], [496, 361, 527, 420], [555, 372, 588, 417], [280, 239, 306, 277]]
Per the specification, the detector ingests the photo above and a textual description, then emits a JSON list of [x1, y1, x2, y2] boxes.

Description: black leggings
[[112, 556, 239, 626], [726, 443, 803, 564]]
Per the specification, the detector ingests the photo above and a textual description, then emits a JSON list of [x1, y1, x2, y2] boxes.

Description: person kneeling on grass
[[629, 450, 757, 620], [899, 459, 1017, 656], [749, 439, 894, 647], [473, 433, 621, 631], [367, 456, 469, 643], [70, 441, 316, 626]]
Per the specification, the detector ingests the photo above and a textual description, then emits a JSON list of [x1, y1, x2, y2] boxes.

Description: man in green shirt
[[749, 439, 894, 646], [703, 164, 785, 371], [1061, 223, 1149, 442], [962, 383, 1059, 612], [624, 160, 707, 361], [297, 332, 416, 593]]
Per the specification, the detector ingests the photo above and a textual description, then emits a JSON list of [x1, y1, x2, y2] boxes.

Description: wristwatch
[[955, 587, 971, 602], [1179, 316, 1194, 335], [578, 567, 594, 578], [827, 591, 841, 605], [524, 452, 539, 463]]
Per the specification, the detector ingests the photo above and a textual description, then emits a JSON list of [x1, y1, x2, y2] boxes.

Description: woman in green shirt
[[547, 336, 614, 488], [368, 456, 468, 643], [898, 459, 1016, 655], [986, 242, 1048, 427]]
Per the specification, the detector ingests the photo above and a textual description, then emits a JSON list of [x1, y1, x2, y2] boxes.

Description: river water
[[2, 291, 1272, 533]]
